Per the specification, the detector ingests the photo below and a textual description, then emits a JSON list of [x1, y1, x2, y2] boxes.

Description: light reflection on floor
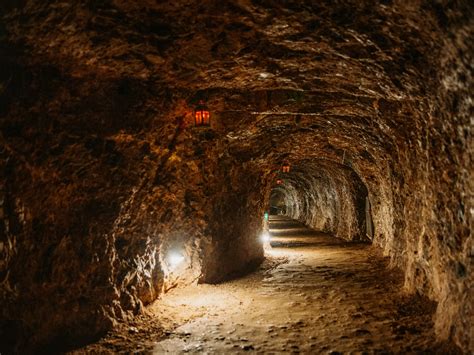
[[150, 216, 439, 353]]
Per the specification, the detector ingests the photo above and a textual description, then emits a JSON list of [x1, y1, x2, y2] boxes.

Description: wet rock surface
[[0, 0, 472, 352]]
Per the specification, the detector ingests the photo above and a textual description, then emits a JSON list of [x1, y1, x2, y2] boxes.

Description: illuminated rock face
[[273, 160, 369, 241], [0, 0, 472, 352]]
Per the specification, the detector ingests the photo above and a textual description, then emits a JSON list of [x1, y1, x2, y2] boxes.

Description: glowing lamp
[[167, 251, 185, 270], [260, 231, 271, 243], [194, 100, 211, 127], [276, 179, 283, 185], [282, 163, 290, 173], [264, 212, 269, 220]]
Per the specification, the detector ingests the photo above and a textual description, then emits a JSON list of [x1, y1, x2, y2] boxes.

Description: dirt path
[[75, 216, 458, 354]]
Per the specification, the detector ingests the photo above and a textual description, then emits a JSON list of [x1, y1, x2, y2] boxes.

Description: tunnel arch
[[0, 0, 472, 352], [266, 159, 371, 241], [269, 188, 286, 215]]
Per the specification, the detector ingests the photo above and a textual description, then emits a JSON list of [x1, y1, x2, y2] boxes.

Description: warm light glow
[[167, 251, 185, 270], [282, 164, 290, 173], [195, 111, 203, 125], [202, 110, 210, 125], [260, 231, 271, 243], [276, 179, 282, 185], [194, 101, 211, 127]]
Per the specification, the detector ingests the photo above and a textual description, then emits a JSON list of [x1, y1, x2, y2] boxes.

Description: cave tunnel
[[0, 0, 472, 353], [267, 159, 371, 242]]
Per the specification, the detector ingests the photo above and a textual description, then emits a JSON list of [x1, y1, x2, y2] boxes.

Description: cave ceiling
[[3, 0, 453, 177]]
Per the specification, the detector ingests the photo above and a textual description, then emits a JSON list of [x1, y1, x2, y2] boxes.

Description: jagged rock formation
[[0, 0, 472, 352]]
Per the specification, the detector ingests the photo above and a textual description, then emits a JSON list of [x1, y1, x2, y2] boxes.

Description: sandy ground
[[73, 216, 460, 354]]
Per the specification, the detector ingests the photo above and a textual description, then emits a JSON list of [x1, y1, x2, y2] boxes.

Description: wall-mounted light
[[260, 231, 271, 243], [282, 163, 290, 173], [194, 100, 211, 127], [276, 179, 283, 185], [167, 251, 185, 270], [264, 212, 269, 221]]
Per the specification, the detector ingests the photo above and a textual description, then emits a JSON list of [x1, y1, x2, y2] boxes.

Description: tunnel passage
[[0, 0, 472, 353], [268, 160, 371, 242]]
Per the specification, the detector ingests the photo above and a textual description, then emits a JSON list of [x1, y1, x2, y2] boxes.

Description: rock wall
[[272, 160, 368, 241], [0, 63, 265, 352], [0, 0, 472, 352], [404, 10, 472, 348]]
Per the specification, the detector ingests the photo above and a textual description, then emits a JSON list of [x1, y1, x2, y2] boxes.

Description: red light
[[194, 101, 211, 127], [202, 110, 210, 125], [195, 111, 202, 125]]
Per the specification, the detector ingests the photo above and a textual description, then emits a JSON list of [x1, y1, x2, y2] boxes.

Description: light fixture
[[194, 100, 211, 127], [260, 231, 271, 243], [276, 179, 283, 185], [264, 212, 269, 221], [167, 251, 185, 270], [282, 163, 290, 173]]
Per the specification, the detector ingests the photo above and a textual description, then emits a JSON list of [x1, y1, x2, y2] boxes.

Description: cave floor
[[74, 216, 457, 354]]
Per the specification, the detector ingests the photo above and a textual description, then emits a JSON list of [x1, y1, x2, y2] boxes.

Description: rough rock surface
[[73, 216, 461, 354], [272, 160, 369, 241], [0, 0, 472, 352]]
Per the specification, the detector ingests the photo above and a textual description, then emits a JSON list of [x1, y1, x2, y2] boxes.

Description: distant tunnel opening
[[266, 159, 372, 242]]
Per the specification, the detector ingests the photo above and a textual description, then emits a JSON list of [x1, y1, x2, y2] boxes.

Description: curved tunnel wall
[[0, 0, 472, 352], [271, 161, 369, 241], [0, 97, 267, 351]]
